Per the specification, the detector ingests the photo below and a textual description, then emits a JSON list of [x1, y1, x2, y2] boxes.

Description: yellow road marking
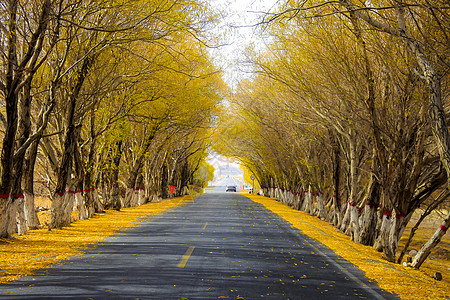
[[202, 222, 208, 230], [177, 246, 195, 268]]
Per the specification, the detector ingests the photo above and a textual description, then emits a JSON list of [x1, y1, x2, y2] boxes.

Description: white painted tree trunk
[[0, 197, 19, 237], [285, 190, 290, 205], [24, 192, 40, 229], [75, 192, 87, 220], [373, 211, 396, 262], [349, 204, 360, 241], [64, 192, 75, 223], [137, 189, 143, 205], [294, 193, 301, 210], [101, 187, 108, 206], [150, 194, 160, 202], [282, 190, 288, 204], [340, 203, 351, 232], [130, 189, 139, 206], [15, 196, 27, 235], [50, 193, 73, 229], [303, 188, 313, 214], [301, 191, 307, 211], [315, 194, 327, 220], [388, 212, 405, 260], [260, 188, 265, 197], [411, 211, 450, 269]]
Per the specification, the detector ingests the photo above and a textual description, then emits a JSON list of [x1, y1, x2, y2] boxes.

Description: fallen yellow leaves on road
[[244, 193, 449, 300], [0, 196, 192, 284]]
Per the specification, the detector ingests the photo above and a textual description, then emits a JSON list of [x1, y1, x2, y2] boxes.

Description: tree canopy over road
[[1, 0, 449, 273]]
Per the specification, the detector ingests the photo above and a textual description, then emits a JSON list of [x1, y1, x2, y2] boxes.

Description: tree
[[217, 0, 449, 266], [0, 0, 224, 235]]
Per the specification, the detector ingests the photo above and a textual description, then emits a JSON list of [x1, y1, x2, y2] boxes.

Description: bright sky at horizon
[[207, 0, 280, 88]]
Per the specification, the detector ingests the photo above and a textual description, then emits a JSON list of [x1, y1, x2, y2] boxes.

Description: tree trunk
[[357, 202, 378, 245], [50, 192, 73, 229], [10, 79, 33, 235], [398, 191, 448, 264], [332, 144, 342, 227], [15, 195, 27, 235], [373, 208, 396, 262], [24, 192, 40, 229], [161, 163, 169, 199], [179, 161, 190, 195], [315, 193, 326, 220], [348, 203, 360, 241], [387, 212, 405, 261], [123, 187, 133, 208], [0, 1, 19, 205], [340, 203, 351, 232], [110, 141, 123, 210], [23, 137, 43, 230], [92, 189, 103, 212], [411, 211, 450, 269], [51, 56, 93, 229], [111, 186, 121, 210], [357, 167, 380, 245], [75, 191, 88, 220], [137, 173, 146, 205], [84, 190, 96, 218], [0, 0, 52, 238], [125, 157, 145, 207]]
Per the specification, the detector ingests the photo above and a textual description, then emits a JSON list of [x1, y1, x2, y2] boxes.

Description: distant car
[[226, 185, 237, 192]]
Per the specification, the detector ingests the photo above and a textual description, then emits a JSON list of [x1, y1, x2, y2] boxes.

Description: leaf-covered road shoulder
[[244, 193, 449, 300]]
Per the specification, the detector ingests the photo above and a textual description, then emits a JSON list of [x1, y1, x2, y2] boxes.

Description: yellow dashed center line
[[177, 246, 195, 268], [202, 222, 208, 230]]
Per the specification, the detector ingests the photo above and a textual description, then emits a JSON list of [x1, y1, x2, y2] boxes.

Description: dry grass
[[0, 195, 192, 284], [34, 196, 51, 209], [244, 193, 449, 300]]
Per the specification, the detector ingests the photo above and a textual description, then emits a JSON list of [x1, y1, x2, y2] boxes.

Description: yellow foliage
[[244, 193, 449, 300], [0, 196, 192, 284]]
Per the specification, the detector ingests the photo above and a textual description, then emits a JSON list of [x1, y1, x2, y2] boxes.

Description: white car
[[226, 185, 237, 192]]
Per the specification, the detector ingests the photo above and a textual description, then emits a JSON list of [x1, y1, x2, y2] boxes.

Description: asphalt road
[[0, 192, 398, 299]]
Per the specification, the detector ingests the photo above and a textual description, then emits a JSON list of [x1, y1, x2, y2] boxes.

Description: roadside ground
[[242, 192, 449, 300]]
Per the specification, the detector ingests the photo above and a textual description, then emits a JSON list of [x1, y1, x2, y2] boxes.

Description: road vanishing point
[[0, 189, 398, 299]]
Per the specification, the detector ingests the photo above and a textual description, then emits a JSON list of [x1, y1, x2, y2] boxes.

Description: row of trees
[[0, 0, 222, 238], [215, 0, 449, 268]]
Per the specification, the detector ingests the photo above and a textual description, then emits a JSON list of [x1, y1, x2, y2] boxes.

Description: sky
[[207, 0, 280, 88], [205, 0, 280, 179]]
